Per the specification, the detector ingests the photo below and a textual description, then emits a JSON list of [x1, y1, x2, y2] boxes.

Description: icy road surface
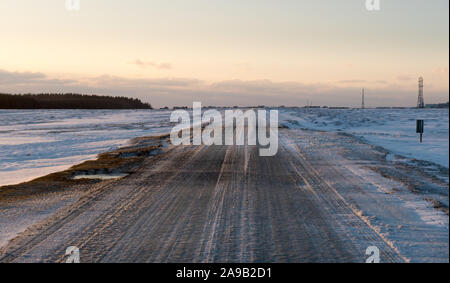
[[0, 126, 447, 263]]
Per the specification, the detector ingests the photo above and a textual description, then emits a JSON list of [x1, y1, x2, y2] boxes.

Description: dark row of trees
[[0, 93, 152, 109], [426, 102, 449, 108]]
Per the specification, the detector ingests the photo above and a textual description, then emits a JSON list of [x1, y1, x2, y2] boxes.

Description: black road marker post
[[416, 119, 424, 143]]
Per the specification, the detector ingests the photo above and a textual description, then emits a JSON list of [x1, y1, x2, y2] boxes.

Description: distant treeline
[[0, 93, 152, 109], [426, 102, 449, 109]]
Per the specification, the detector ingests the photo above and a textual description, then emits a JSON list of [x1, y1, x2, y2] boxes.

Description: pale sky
[[0, 0, 448, 107]]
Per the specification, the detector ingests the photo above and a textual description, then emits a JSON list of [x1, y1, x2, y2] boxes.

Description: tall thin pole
[[362, 88, 365, 109], [417, 77, 424, 108]]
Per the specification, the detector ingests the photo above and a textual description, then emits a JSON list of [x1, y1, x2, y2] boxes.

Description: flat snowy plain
[[0, 109, 172, 187], [280, 108, 449, 168], [0, 108, 448, 187]]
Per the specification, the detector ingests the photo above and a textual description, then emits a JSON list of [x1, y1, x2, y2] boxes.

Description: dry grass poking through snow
[[0, 134, 169, 202]]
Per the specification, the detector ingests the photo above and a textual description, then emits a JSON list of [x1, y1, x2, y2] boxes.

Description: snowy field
[[280, 108, 449, 168], [0, 110, 172, 187], [0, 108, 448, 187]]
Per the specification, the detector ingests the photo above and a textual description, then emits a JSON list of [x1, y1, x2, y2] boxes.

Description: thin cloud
[[336, 80, 367, 84], [130, 59, 172, 70], [433, 67, 449, 75], [0, 69, 75, 85], [0, 69, 45, 84], [396, 75, 413, 81], [85, 75, 200, 88], [336, 79, 387, 85]]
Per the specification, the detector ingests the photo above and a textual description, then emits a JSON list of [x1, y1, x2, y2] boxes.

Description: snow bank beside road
[[280, 108, 449, 168]]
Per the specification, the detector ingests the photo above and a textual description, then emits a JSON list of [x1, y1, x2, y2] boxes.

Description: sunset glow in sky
[[0, 0, 448, 107]]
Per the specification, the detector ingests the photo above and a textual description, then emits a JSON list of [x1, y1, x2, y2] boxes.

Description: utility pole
[[362, 88, 365, 109], [417, 77, 424, 108]]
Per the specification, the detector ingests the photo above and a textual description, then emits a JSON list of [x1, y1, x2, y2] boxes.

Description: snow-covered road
[[1, 126, 447, 262]]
